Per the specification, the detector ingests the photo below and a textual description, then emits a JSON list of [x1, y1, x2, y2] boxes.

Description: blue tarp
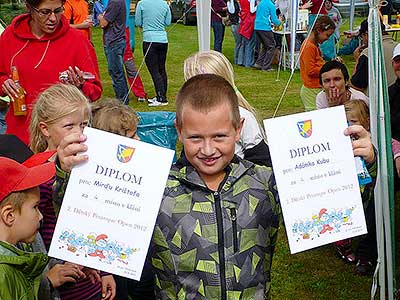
[[136, 111, 178, 161]]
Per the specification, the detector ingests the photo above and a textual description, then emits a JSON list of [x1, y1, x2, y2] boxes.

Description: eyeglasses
[[29, 4, 64, 18]]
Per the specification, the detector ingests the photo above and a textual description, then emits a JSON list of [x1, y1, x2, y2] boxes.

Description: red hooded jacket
[[239, 0, 256, 40], [0, 14, 102, 144]]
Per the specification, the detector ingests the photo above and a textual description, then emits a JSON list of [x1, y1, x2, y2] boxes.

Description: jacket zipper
[[214, 191, 227, 300], [230, 208, 239, 253]]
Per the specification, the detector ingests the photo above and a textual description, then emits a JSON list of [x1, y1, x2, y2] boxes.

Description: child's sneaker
[[137, 97, 147, 102], [355, 259, 374, 276], [333, 239, 356, 264]]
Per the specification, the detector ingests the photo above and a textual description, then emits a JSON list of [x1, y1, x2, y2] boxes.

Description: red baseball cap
[[0, 157, 55, 202]]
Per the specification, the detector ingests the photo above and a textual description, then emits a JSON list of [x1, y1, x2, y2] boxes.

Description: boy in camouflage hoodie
[[55, 74, 281, 299], [151, 74, 281, 300]]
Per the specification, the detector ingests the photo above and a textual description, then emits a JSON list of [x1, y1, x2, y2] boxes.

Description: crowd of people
[[0, 0, 399, 299]]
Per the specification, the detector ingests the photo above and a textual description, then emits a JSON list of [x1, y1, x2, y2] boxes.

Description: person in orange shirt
[[63, 0, 93, 40], [299, 15, 335, 111]]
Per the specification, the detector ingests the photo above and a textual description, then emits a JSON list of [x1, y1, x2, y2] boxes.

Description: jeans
[[123, 27, 147, 98], [211, 20, 225, 52], [239, 31, 256, 67], [104, 40, 130, 104], [143, 42, 168, 101], [255, 30, 275, 70], [231, 24, 243, 65]]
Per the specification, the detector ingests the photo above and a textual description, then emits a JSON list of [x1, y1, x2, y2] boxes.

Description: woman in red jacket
[[0, 0, 102, 145]]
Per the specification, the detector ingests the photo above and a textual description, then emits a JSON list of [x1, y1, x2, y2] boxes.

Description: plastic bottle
[[11, 66, 27, 116]]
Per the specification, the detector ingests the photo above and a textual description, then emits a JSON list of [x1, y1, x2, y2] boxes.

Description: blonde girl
[[184, 50, 271, 166], [30, 84, 91, 154], [29, 84, 116, 300]]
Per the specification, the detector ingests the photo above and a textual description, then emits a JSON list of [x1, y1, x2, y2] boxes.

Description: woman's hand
[[1, 79, 20, 100], [300, 0, 313, 9], [60, 66, 85, 88], [326, 87, 343, 107]]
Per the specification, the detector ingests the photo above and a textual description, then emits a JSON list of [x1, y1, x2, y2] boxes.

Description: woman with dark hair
[[0, 0, 102, 145], [316, 60, 368, 109], [299, 15, 335, 111]]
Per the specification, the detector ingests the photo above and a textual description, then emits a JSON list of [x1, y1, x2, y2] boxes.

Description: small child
[[152, 74, 281, 299], [184, 50, 272, 166], [324, 0, 342, 43], [91, 98, 139, 139], [29, 84, 116, 299], [319, 0, 341, 60], [345, 99, 370, 130], [345, 100, 377, 276], [0, 156, 55, 299]]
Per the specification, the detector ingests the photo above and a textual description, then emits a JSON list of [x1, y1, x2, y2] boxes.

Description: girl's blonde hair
[[30, 84, 90, 153], [183, 50, 260, 120], [344, 99, 370, 130], [91, 99, 139, 136]]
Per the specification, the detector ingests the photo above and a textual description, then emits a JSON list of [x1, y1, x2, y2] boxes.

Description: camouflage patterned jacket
[[151, 156, 281, 300]]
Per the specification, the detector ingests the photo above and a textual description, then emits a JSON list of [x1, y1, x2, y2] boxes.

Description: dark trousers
[[356, 197, 377, 262], [115, 255, 156, 300], [143, 42, 168, 101], [211, 20, 225, 52], [255, 30, 276, 70]]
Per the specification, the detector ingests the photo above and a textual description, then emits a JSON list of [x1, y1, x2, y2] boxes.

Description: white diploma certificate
[[49, 127, 175, 280], [264, 106, 367, 254]]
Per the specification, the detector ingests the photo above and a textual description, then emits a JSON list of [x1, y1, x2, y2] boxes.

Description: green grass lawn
[[90, 19, 394, 299]]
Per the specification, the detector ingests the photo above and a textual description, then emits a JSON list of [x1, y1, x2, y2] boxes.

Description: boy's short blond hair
[[344, 99, 370, 130], [175, 74, 240, 129], [0, 191, 28, 212], [91, 99, 139, 136]]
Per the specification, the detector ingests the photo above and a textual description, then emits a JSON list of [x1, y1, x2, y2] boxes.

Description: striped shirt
[[39, 178, 102, 300]]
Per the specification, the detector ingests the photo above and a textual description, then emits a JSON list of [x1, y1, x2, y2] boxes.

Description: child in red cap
[[0, 157, 55, 299]]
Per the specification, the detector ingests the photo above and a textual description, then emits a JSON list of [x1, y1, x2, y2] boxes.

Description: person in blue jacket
[[135, 0, 171, 107], [254, 0, 282, 71]]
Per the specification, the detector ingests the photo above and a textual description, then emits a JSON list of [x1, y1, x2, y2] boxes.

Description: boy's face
[[177, 102, 242, 189], [13, 187, 43, 244]]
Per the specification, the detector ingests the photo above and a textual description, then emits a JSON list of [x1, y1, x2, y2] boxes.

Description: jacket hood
[[0, 241, 48, 280], [11, 13, 70, 41], [170, 155, 254, 191]]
